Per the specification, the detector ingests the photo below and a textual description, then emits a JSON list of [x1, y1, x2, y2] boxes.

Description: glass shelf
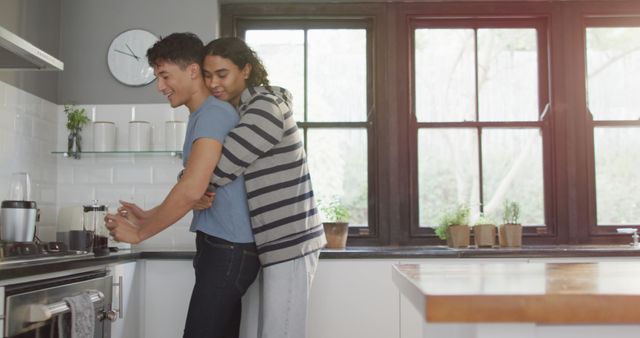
[[52, 150, 182, 158]]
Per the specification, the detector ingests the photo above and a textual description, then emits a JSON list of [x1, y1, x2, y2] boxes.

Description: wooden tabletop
[[392, 261, 640, 324]]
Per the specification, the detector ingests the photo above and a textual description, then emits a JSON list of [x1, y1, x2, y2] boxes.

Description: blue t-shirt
[[182, 96, 253, 243]]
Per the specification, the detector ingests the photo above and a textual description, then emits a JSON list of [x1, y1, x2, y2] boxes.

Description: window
[[585, 21, 640, 227], [238, 20, 373, 233], [223, 1, 640, 246], [410, 19, 551, 236]]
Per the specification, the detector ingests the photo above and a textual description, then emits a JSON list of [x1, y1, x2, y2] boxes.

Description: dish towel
[[58, 292, 95, 338]]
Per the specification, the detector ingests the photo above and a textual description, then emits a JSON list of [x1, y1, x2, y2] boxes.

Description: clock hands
[[114, 44, 140, 61], [125, 44, 140, 60], [114, 48, 140, 60]]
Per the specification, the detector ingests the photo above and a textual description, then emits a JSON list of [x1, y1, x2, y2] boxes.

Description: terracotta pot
[[499, 223, 522, 247], [473, 224, 496, 247], [323, 222, 349, 249], [446, 225, 470, 248]]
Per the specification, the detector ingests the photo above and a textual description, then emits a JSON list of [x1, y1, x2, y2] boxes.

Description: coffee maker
[[0, 172, 39, 242], [83, 201, 110, 256]]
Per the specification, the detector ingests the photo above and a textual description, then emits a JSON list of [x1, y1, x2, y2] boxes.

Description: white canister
[[129, 121, 152, 151], [93, 121, 116, 152], [165, 121, 187, 151]]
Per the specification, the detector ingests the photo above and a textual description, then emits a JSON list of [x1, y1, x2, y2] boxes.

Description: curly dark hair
[[202, 37, 269, 87], [146, 32, 204, 69]]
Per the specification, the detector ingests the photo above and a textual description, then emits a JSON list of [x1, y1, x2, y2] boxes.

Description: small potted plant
[[473, 213, 497, 248], [434, 204, 470, 248], [499, 200, 522, 247], [320, 197, 350, 249], [65, 104, 90, 159]]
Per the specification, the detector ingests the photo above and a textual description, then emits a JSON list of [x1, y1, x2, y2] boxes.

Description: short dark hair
[[147, 32, 203, 69], [203, 37, 269, 87]]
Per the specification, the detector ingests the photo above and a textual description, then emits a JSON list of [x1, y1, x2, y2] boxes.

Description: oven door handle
[[27, 290, 104, 322]]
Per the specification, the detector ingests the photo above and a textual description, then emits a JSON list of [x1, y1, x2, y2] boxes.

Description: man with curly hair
[[105, 32, 259, 338]]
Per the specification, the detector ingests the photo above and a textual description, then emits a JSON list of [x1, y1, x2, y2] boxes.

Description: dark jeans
[[183, 231, 261, 338]]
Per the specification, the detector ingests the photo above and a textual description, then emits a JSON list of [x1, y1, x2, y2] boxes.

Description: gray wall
[[0, 0, 62, 103], [58, 0, 220, 105]]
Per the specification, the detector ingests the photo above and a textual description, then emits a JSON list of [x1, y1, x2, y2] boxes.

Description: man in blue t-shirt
[[104, 32, 259, 338]]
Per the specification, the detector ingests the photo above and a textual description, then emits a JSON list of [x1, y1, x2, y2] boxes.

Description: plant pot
[[323, 222, 349, 249], [499, 223, 522, 247], [473, 224, 496, 247], [446, 225, 470, 248]]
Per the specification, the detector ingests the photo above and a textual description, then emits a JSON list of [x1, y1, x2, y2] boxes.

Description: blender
[[1, 172, 39, 242]]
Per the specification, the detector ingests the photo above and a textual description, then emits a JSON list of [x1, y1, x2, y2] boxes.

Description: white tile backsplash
[[0, 81, 194, 249], [0, 81, 58, 241], [153, 166, 182, 184], [55, 102, 192, 249], [56, 185, 95, 205], [114, 166, 153, 184]]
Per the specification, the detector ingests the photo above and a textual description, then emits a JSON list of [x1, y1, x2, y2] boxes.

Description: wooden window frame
[[406, 17, 554, 245], [582, 14, 640, 241], [221, 3, 387, 245], [222, 1, 640, 247]]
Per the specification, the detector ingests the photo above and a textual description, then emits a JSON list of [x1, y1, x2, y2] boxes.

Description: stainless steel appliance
[[2, 270, 115, 337], [0, 201, 38, 242], [1, 172, 39, 242]]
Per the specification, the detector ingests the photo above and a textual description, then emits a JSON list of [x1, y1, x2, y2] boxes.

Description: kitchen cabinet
[[136, 258, 396, 337], [138, 258, 433, 338], [109, 261, 141, 338], [141, 259, 402, 338], [110, 254, 640, 338], [139, 259, 264, 338], [142, 260, 193, 338], [308, 259, 400, 338]]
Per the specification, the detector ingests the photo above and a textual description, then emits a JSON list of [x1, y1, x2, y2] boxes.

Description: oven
[[2, 269, 115, 338]]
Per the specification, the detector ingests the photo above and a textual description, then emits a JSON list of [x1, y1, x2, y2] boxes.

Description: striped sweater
[[210, 86, 326, 266]]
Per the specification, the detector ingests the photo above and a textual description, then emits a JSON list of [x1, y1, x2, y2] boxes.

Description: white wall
[[54, 102, 195, 249], [0, 80, 59, 240]]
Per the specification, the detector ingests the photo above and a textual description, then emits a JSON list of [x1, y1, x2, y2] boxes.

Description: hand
[[104, 213, 142, 244], [117, 200, 149, 225], [193, 191, 216, 210]]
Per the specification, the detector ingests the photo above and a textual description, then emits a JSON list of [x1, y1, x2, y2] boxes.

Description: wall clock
[[107, 29, 159, 87]]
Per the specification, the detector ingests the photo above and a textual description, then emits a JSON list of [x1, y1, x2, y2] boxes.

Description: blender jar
[[82, 201, 110, 256], [9, 172, 31, 201]]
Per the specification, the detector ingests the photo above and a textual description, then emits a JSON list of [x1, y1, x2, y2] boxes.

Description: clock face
[[107, 29, 159, 87]]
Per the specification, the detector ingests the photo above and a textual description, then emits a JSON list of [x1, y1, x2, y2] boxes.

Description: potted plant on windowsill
[[320, 197, 350, 249], [64, 104, 90, 159], [473, 213, 497, 248], [499, 200, 522, 247], [435, 204, 470, 248]]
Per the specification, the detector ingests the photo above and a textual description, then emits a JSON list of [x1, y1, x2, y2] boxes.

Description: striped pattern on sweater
[[210, 86, 326, 266]]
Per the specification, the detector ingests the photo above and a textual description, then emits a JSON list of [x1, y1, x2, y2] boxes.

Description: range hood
[[0, 25, 63, 71]]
